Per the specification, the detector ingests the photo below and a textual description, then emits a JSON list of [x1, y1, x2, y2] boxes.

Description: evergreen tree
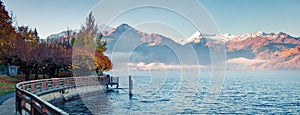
[[73, 12, 112, 76], [0, 0, 16, 40], [16, 26, 36, 42], [34, 28, 40, 42], [0, 0, 16, 67], [75, 12, 98, 49]]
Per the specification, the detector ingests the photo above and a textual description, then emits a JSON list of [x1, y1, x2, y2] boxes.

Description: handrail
[[15, 76, 117, 115]]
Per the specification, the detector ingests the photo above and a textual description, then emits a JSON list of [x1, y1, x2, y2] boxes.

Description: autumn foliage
[[0, 1, 112, 80], [72, 12, 112, 76]]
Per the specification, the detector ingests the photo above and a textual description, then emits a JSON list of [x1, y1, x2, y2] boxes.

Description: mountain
[[225, 32, 299, 69], [103, 24, 300, 70], [101, 23, 186, 65], [247, 46, 300, 69], [45, 25, 113, 44], [46, 30, 78, 44], [47, 23, 300, 70]]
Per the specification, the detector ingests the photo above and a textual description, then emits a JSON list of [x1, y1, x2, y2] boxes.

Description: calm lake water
[[55, 70, 300, 114]]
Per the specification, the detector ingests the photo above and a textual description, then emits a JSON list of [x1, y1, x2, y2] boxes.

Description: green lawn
[[0, 73, 67, 96], [0, 76, 21, 96]]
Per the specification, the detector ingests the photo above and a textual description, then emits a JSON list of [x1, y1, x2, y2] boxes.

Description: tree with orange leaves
[[0, 1, 72, 80], [72, 12, 112, 76]]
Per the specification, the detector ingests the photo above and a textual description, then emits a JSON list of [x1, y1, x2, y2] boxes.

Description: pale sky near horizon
[[2, 0, 300, 39]]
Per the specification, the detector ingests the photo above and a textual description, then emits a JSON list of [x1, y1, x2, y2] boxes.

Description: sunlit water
[[55, 70, 300, 114]]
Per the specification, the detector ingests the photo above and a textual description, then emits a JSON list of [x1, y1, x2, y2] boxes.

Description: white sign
[[9, 66, 18, 76]]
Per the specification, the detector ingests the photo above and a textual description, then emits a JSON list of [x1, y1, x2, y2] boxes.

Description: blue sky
[[2, 0, 300, 39], [2, 0, 100, 38], [200, 0, 300, 36]]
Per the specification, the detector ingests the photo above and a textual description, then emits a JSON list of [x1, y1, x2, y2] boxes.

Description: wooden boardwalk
[[15, 76, 120, 115]]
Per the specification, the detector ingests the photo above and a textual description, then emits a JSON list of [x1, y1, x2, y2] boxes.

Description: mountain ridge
[[46, 23, 300, 70]]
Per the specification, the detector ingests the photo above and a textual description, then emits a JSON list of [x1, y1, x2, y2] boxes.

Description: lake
[[55, 70, 300, 114]]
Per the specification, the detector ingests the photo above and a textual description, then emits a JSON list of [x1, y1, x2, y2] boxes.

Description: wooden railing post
[[129, 75, 133, 98]]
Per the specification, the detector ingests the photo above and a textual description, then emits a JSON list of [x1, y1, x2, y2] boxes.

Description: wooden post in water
[[129, 75, 133, 98]]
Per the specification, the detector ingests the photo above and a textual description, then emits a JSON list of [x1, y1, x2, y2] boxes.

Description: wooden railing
[[15, 76, 119, 115]]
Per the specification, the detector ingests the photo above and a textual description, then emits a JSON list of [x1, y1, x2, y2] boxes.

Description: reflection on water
[[56, 71, 300, 114]]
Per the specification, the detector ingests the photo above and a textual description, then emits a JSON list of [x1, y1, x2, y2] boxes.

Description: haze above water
[[56, 70, 300, 114]]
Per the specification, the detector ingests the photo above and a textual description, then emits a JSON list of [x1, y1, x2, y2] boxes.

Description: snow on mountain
[[46, 29, 78, 43], [179, 31, 270, 45], [177, 31, 202, 45], [45, 23, 300, 70], [186, 31, 202, 43]]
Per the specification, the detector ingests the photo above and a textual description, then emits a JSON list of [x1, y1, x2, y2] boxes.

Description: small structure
[[108, 76, 119, 88], [100, 75, 119, 89], [8, 65, 18, 76]]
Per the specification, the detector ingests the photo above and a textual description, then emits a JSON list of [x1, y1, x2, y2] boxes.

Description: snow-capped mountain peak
[[178, 31, 203, 45], [178, 31, 272, 45], [186, 31, 202, 42], [188, 31, 201, 39]]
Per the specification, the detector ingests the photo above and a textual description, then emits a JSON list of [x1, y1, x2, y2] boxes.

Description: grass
[[0, 73, 70, 96], [0, 76, 21, 96], [15, 74, 50, 81]]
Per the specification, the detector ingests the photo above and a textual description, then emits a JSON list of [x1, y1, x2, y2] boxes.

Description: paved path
[[0, 92, 16, 115], [0, 92, 15, 104], [0, 96, 15, 115]]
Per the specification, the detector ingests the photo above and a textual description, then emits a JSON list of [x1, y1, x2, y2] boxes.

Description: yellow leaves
[[17, 26, 38, 43], [71, 12, 112, 73], [72, 46, 112, 72], [72, 47, 96, 70], [94, 51, 112, 71]]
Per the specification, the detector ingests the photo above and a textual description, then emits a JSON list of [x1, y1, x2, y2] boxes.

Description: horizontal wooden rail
[[15, 76, 119, 115]]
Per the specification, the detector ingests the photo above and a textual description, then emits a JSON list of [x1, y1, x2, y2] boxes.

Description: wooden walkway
[[15, 76, 119, 114]]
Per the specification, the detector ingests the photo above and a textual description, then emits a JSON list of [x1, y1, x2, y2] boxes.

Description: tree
[[34, 28, 40, 42], [3, 37, 35, 80], [73, 12, 112, 76], [0, 0, 17, 76], [0, 0, 16, 40], [75, 12, 98, 49], [16, 26, 36, 42], [1, 24, 71, 80], [94, 51, 112, 74], [4, 37, 72, 80], [0, 1, 72, 80]]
